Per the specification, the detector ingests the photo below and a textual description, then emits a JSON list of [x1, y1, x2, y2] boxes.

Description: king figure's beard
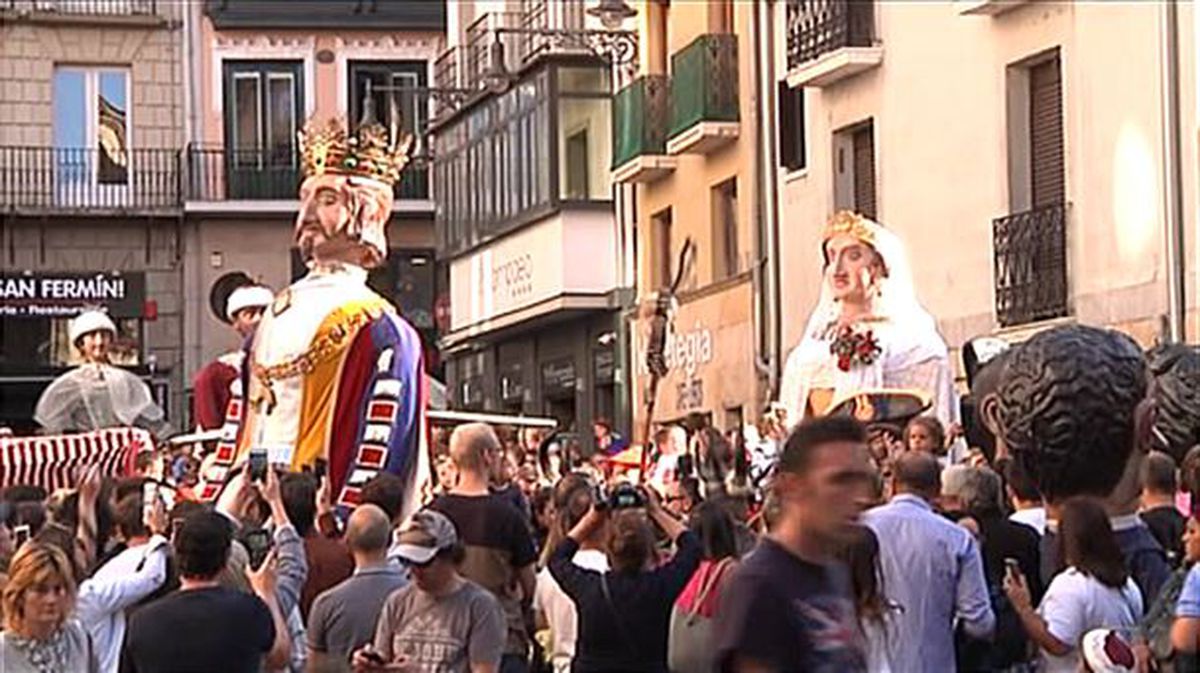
[[297, 220, 364, 266]]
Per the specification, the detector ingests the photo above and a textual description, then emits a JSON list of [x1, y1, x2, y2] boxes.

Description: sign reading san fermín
[[0, 272, 147, 318]]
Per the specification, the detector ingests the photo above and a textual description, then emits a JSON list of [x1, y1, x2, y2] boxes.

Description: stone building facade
[[0, 0, 186, 431]]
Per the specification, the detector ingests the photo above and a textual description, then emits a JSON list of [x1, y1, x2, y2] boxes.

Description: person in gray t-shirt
[[354, 510, 505, 673], [307, 505, 407, 672]]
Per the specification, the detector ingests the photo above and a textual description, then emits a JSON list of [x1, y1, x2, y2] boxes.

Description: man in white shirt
[[75, 490, 171, 673], [533, 480, 609, 673]]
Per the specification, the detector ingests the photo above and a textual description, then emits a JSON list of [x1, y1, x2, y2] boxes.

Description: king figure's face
[[296, 173, 391, 268]]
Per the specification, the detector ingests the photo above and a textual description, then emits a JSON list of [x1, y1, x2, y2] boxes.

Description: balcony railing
[[518, 0, 586, 62], [6, 0, 157, 15], [433, 47, 462, 118], [613, 74, 670, 168], [0, 146, 179, 212], [786, 0, 875, 70], [187, 146, 429, 202], [464, 11, 523, 91], [669, 34, 739, 140], [993, 203, 1069, 327]]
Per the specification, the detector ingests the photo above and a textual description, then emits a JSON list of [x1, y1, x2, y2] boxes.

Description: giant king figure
[[199, 116, 427, 511]]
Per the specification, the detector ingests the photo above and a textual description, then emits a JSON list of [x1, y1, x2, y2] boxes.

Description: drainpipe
[[752, 0, 783, 399], [1161, 0, 1186, 342]]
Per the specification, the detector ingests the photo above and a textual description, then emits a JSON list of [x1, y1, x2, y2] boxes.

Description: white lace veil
[[35, 364, 168, 437]]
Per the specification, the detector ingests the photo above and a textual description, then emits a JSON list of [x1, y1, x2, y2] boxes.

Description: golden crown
[[298, 117, 414, 187], [823, 210, 877, 247]]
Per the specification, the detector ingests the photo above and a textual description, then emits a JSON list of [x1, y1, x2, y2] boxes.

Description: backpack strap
[[684, 558, 736, 625]]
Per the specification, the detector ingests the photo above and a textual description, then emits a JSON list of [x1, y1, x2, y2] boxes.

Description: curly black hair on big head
[[1147, 343, 1200, 463], [996, 325, 1148, 503]]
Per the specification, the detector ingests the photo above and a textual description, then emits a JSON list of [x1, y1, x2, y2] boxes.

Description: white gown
[[35, 363, 167, 437]]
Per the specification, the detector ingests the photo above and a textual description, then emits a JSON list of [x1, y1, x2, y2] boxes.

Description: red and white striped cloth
[[0, 427, 146, 491]]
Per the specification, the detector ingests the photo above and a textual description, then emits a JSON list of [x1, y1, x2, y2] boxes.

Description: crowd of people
[[3, 325, 1200, 672]]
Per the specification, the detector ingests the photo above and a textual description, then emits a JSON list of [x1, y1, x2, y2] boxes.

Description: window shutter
[[778, 81, 806, 171], [852, 123, 876, 219], [1029, 55, 1064, 207]]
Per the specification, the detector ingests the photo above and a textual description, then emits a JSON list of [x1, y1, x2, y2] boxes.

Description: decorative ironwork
[[495, 27, 638, 69], [612, 74, 670, 167], [786, 0, 876, 70], [7, 0, 157, 15], [464, 11, 523, 90], [187, 145, 428, 201], [669, 34, 739, 139], [456, 6, 637, 95], [993, 203, 1069, 327], [433, 47, 462, 117], [0, 146, 179, 212]]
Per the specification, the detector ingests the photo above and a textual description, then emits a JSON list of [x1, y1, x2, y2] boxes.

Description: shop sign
[[450, 212, 617, 333], [664, 323, 713, 377], [492, 253, 534, 305], [594, 349, 615, 385], [542, 358, 577, 395], [0, 272, 146, 318]]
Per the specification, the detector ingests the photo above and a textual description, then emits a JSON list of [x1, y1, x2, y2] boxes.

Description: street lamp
[[476, 1, 639, 89], [587, 0, 638, 30], [481, 41, 513, 95]]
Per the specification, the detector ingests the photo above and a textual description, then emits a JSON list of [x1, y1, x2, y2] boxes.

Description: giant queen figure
[[199, 116, 427, 511], [779, 211, 958, 428]]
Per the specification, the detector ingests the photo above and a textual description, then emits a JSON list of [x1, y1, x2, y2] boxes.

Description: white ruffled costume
[[779, 213, 958, 429]]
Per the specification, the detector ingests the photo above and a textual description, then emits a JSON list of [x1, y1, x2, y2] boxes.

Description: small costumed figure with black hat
[[192, 276, 273, 431], [34, 309, 168, 437]]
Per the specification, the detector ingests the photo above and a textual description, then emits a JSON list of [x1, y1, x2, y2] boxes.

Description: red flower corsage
[[829, 325, 881, 372]]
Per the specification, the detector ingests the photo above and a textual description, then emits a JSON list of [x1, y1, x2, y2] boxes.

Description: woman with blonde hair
[[0, 542, 97, 672]]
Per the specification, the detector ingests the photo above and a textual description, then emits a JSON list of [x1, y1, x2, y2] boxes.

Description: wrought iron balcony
[[993, 203, 1069, 327], [5, 0, 158, 16], [611, 74, 675, 183], [187, 146, 429, 202], [433, 47, 463, 119], [666, 34, 739, 156], [463, 11, 523, 91], [0, 146, 180, 213], [785, 0, 880, 88]]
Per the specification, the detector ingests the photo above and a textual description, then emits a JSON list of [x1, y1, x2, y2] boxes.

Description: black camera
[[599, 482, 646, 510]]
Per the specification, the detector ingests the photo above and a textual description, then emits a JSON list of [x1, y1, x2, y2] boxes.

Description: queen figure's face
[[825, 234, 883, 303]]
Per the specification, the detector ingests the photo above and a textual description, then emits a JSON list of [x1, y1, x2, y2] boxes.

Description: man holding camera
[[547, 479, 701, 673]]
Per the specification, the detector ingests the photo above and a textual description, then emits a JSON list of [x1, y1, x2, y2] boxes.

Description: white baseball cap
[[226, 285, 273, 321], [391, 510, 458, 565], [69, 310, 117, 346]]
